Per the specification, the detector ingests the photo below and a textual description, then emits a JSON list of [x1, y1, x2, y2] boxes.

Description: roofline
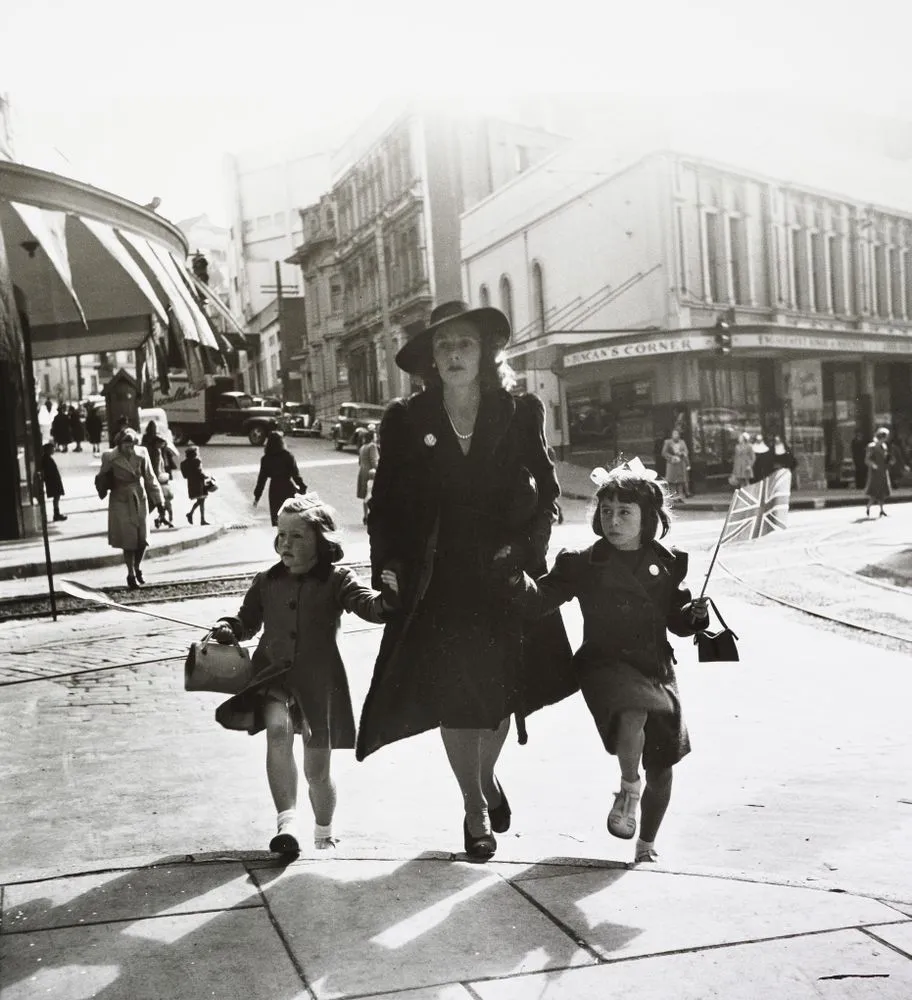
[[0, 160, 188, 255]]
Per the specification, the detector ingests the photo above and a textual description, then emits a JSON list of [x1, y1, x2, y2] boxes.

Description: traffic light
[[714, 315, 733, 356]]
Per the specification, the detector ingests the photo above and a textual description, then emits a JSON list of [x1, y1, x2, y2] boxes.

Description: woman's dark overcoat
[[85, 407, 103, 446], [180, 455, 207, 500], [97, 447, 163, 550], [356, 387, 577, 761], [214, 562, 386, 747], [514, 538, 706, 768], [253, 450, 306, 525], [40, 454, 64, 499]]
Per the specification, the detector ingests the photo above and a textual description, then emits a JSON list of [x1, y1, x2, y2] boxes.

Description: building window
[[676, 205, 687, 296], [904, 250, 912, 319], [479, 283, 490, 307], [889, 247, 903, 319], [243, 219, 255, 235], [790, 229, 809, 311], [874, 244, 889, 317], [330, 281, 342, 315], [728, 216, 749, 305], [500, 275, 514, 328], [829, 235, 846, 314], [702, 210, 722, 303], [531, 261, 546, 333], [811, 232, 827, 312]]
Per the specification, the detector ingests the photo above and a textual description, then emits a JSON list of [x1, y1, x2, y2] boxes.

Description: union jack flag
[[721, 469, 792, 545]]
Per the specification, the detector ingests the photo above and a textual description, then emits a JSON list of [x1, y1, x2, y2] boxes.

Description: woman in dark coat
[[68, 405, 85, 452], [358, 300, 577, 860], [864, 427, 893, 517], [51, 405, 71, 453], [85, 405, 103, 454], [253, 430, 307, 526]]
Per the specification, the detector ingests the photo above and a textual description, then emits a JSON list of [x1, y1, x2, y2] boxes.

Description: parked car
[[330, 402, 386, 451], [281, 402, 322, 438]]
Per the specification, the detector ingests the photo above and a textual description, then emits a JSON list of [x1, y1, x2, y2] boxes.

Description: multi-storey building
[[324, 100, 567, 404], [461, 130, 912, 491], [285, 195, 347, 421]]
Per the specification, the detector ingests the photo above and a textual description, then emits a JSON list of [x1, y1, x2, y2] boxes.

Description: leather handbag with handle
[[693, 597, 740, 662], [185, 632, 253, 693]]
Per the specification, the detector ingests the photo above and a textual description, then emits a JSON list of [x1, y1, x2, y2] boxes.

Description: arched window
[[499, 275, 514, 328], [479, 283, 490, 307], [531, 261, 546, 333]]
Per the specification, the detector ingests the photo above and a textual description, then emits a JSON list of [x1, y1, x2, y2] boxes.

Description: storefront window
[[691, 361, 766, 478]]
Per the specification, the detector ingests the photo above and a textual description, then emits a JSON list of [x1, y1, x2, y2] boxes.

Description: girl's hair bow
[[590, 456, 658, 488]]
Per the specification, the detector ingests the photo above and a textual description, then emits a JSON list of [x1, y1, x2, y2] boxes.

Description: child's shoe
[[314, 823, 338, 850], [269, 810, 301, 855], [607, 779, 641, 840], [634, 839, 659, 864]]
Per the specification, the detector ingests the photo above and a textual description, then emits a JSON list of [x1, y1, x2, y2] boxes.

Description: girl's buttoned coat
[[97, 446, 162, 550], [357, 387, 577, 761], [214, 562, 387, 747]]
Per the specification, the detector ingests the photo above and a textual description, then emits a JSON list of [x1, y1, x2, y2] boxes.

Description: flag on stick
[[721, 469, 792, 545], [699, 469, 792, 597]]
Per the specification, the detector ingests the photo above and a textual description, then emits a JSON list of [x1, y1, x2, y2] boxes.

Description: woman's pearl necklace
[[443, 400, 475, 440]]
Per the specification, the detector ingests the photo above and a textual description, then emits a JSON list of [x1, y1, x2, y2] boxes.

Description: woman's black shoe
[[489, 782, 511, 834], [134, 569, 145, 585], [463, 820, 497, 861]]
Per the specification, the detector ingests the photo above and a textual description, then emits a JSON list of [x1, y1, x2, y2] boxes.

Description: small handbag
[[694, 598, 740, 662], [185, 632, 253, 693], [204, 476, 218, 494]]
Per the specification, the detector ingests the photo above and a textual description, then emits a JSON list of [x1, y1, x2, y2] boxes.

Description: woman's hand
[[208, 623, 236, 644], [380, 569, 400, 611]]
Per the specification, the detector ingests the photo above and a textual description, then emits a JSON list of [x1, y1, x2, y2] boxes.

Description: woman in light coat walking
[[96, 428, 162, 589], [730, 432, 754, 488], [661, 429, 690, 498]]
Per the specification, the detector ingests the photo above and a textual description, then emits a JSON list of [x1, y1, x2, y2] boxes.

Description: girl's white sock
[[636, 838, 655, 853], [620, 778, 642, 795], [276, 809, 298, 829], [314, 822, 333, 840]]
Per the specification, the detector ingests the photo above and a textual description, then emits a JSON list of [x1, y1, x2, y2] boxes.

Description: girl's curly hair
[[275, 495, 344, 565], [590, 467, 674, 544]]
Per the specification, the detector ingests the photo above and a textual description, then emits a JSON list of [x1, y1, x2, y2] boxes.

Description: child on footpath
[[208, 493, 399, 855], [40, 442, 67, 522], [502, 459, 709, 864], [180, 445, 211, 525]]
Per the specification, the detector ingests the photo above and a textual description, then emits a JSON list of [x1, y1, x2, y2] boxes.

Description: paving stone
[[470, 928, 912, 999], [515, 868, 900, 960], [867, 921, 912, 957], [2, 862, 260, 933], [0, 906, 307, 1000], [251, 858, 595, 998]]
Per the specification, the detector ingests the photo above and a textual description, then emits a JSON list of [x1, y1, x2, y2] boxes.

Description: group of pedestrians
[[39, 400, 103, 454], [205, 300, 711, 864]]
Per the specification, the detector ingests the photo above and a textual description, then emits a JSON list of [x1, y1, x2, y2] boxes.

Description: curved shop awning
[[0, 160, 234, 363]]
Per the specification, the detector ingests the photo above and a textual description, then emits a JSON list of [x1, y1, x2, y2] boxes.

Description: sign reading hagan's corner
[[563, 335, 715, 368]]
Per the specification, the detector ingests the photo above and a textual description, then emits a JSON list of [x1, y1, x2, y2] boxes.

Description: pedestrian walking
[[85, 404, 103, 454], [141, 421, 178, 528], [38, 399, 53, 445], [253, 430, 307, 526], [69, 405, 85, 452], [180, 445, 212, 525], [864, 427, 894, 517], [208, 493, 398, 855], [729, 431, 755, 487], [95, 428, 162, 589], [751, 434, 774, 482], [506, 461, 709, 863], [357, 300, 576, 861], [356, 425, 379, 524], [51, 404, 71, 453], [40, 442, 67, 522], [661, 429, 690, 497]]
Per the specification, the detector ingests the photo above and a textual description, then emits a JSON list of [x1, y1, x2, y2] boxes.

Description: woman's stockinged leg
[[615, 709, 647, 783], [440, 727, 489, 835], [263, 699, 298, 814], [639, 766, 673, 844], [303, 748, 335, 828], [478, 717, 510, 805]]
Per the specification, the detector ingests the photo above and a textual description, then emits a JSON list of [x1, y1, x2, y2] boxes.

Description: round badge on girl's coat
[[424, 434, 436, 447], [648, 564, 660, 576]]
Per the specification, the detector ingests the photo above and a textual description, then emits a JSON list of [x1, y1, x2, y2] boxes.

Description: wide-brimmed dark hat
[[395, 300, 511, 375]]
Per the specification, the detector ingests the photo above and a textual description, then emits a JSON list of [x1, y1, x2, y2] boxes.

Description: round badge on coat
[[424, 433, 436, 447], [648, 564, 660, 576]]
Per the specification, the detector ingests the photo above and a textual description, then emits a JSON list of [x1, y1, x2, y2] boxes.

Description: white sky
[[4, 0, 911, 225]]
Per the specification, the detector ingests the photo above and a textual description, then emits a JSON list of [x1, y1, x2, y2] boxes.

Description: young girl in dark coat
[[180, 445, 210, 525], [208, 494, 398, 855], [506, 459, 709, 864], [40, 442, 67, 522]]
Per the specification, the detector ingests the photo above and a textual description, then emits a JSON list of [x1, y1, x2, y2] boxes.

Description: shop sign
[[736, 332, 912, 354], [563, 334, 715, 368]]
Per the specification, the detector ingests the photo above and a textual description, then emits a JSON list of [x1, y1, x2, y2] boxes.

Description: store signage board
[[735, 331, 912, 354], [563, 334, 715, 368]]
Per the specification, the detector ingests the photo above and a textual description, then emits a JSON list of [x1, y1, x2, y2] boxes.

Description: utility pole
[[374, 220, 399, 401], [275, 260, 283, 401]]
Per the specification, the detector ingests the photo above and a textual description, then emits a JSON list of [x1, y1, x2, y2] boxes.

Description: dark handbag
[[204, 476, 218, 494], [185, 633, 253, 693], [694, 598, 740, 662]]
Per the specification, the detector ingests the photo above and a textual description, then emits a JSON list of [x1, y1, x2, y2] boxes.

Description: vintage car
[[330, 402, 386, 451], [280, 402, 322, 438]]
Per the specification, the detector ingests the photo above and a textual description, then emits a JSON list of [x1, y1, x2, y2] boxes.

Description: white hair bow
[[590, 456, 658, 487]]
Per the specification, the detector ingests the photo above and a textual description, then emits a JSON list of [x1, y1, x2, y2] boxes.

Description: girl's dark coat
[[253, 449, 307, 525], [215, 562, 386, 747], [40, 454, 64, 499], [357, 387, 577, 761], [180, 455, 207, 500]]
